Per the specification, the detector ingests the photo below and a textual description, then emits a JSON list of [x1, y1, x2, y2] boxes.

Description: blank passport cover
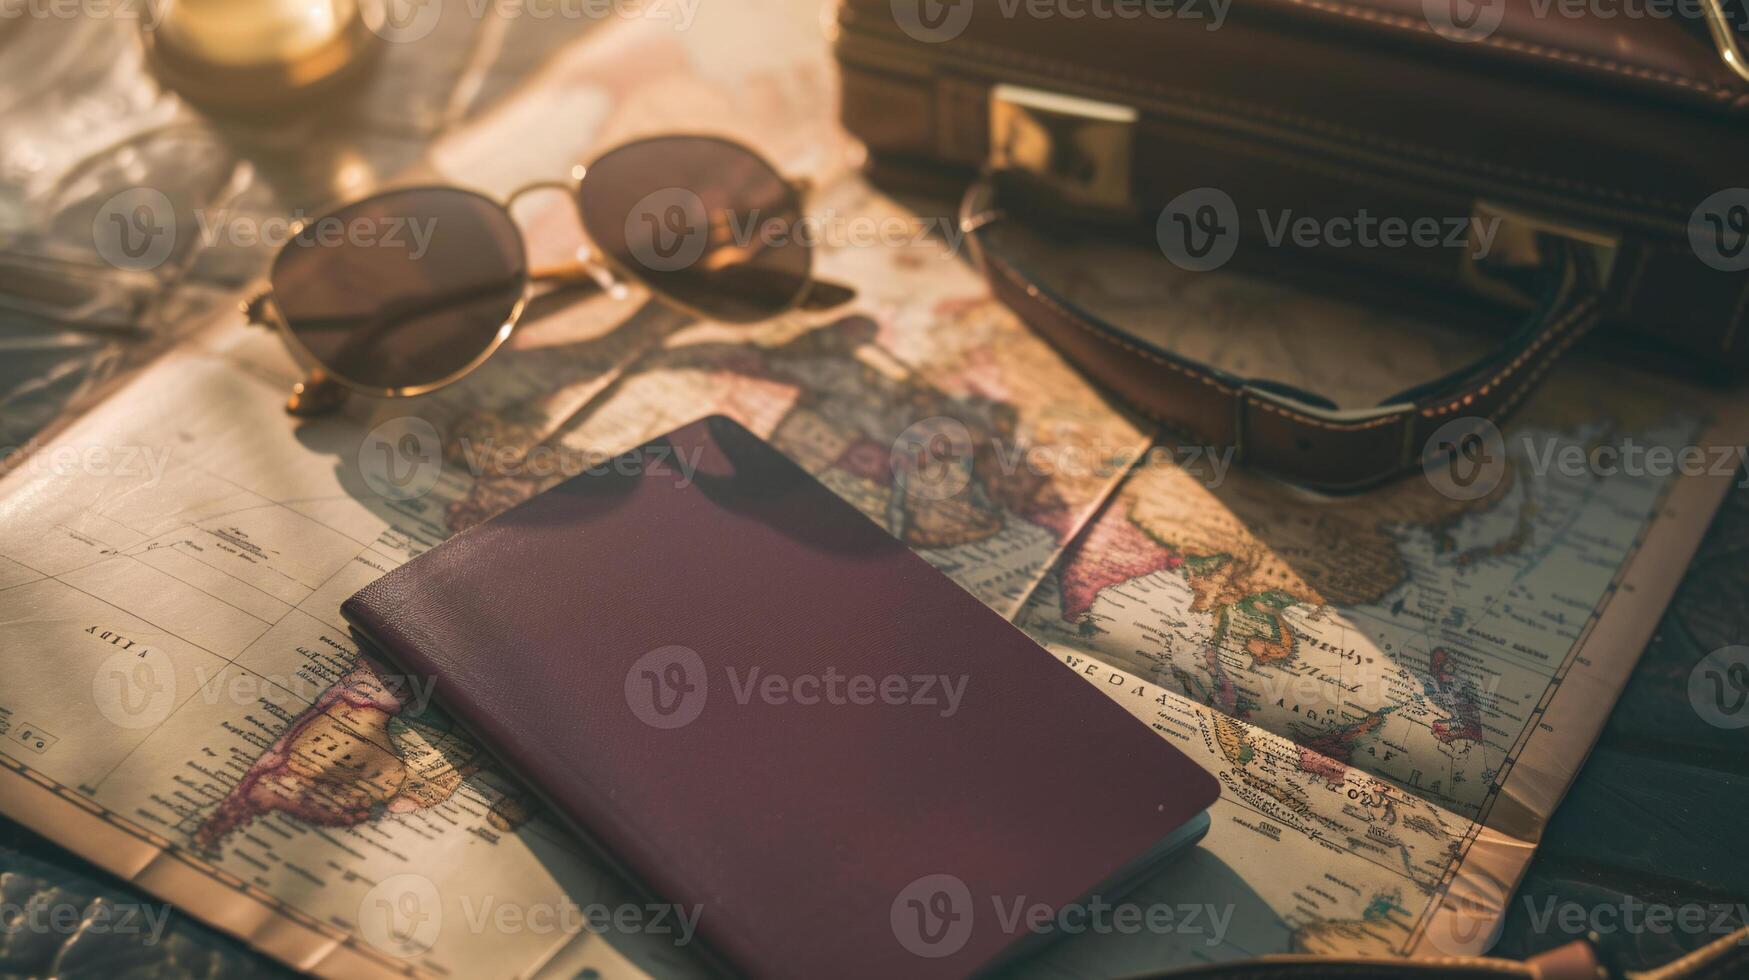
[[342, 415, 1219, 979]]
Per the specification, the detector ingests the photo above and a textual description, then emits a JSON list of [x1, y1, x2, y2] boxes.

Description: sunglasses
[[243, 135, 848, 416]]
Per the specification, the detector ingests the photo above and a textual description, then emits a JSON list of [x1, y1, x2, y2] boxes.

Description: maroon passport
[[343, 415, 1218, 979]]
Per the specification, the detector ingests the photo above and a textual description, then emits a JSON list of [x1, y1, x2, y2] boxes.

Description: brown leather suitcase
[[834, 0, 1749, 489]]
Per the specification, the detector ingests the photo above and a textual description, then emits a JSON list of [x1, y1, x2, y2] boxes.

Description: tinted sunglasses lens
[[578, 136, 809, 323], [270, 188, 526, 392]]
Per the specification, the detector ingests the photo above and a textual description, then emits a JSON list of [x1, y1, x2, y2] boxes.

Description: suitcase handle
[[959, 174, 1608, 494]]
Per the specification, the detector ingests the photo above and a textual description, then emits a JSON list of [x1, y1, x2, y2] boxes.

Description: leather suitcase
[[834, 0, 1749, 489]]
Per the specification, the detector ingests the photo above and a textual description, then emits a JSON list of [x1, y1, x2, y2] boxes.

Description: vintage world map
[[1, 8, 1745, 976]]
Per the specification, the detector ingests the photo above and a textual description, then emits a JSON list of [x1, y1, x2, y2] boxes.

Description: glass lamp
[[142, 0, 385, 110]]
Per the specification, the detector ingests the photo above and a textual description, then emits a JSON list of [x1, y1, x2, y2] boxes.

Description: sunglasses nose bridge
[[505, 176, 584, 213], [508, 175, 625, 299], [505, 173, 601, 273]]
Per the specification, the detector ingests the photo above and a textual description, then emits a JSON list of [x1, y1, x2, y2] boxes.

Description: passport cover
[[342, 415, 1219, 979]]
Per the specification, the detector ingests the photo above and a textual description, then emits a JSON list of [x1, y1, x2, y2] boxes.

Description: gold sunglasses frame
[[244, 135, 821, 416]]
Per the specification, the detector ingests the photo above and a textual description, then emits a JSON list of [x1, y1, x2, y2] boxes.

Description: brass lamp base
[[141, 0, 386, 112]]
